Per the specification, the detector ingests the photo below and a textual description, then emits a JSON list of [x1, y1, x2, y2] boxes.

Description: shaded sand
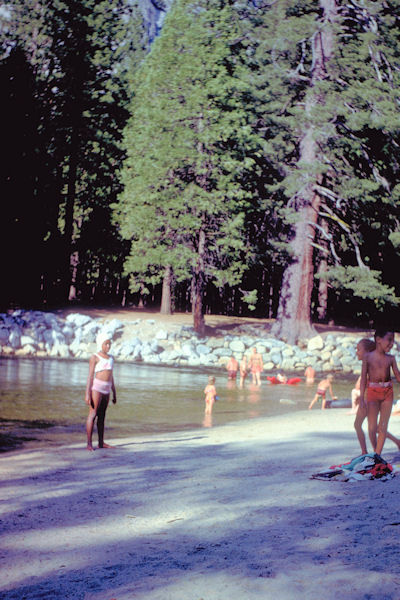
[[2, 410, 400, 600]]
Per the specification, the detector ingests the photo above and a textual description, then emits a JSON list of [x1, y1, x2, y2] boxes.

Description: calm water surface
[[0, 358, 354, 452]]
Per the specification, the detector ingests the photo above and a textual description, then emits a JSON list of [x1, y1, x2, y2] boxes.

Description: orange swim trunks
[[367, 382, 393, 403]]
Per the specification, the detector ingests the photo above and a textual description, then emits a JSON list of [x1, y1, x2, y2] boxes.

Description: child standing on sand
[[204, 376, 217, 415], [85, 332, 117, 451], [359, 328, 400, 456], [308, 374, 336, 410], [352, 338, 400, 454]]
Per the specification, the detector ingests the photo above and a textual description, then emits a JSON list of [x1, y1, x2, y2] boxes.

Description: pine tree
[[248, 0, 400, 342]]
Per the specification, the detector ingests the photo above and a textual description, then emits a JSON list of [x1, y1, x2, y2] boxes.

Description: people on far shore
[[85, 332, 117, 451], [352, 337, 400, 455], [226, 356, 239, 380], [248, 347, 263, 386], [359, 328, 400, 456], [308, 374, 336, 410], [304, 365, 315, 384], [204, 376, 217, 415]]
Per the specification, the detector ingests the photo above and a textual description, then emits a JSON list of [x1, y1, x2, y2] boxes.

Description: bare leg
[[308, 394, 319, 410], [367, 401, 380, 452], [348, 389, 360, 415], [375, 399, 393, 456], [86, 391, 102, 451], [386, 431, 400, 449], [255, 372, 261, 386], [97, 395, 110, 448], [354, 405, 367, 454]]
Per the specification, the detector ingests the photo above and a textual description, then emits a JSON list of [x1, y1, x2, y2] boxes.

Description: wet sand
[[2, 409, 400, 600]]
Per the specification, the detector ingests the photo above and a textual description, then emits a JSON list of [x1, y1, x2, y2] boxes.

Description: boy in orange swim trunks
[[352, 337, 400, 454], [359, 328, 400, 456]]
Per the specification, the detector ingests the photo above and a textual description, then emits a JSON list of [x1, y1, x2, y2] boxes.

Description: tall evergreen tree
[[1, 0, 143, 306], [247, 0, 400, 342], [115, 0, 263, 334]]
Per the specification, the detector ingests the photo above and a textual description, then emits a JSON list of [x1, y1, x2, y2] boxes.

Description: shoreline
[[0, 307, 383, 375], [2, 410, 400, 599]]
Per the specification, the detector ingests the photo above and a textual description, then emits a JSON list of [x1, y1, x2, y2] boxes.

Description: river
[[0, 357, 354, 452]]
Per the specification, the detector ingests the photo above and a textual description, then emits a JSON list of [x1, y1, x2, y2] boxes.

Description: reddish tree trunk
[[271, 0, 337, 344]]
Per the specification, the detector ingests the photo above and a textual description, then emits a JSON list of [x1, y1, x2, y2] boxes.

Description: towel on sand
[[311, 453, 395, 482]]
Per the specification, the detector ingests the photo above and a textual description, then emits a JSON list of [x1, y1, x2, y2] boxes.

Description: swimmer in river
[[248, 347, 263, 386], [204, 376, 217, 415]]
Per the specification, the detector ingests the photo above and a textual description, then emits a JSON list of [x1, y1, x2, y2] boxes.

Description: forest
[[2, 0, 400, 342]]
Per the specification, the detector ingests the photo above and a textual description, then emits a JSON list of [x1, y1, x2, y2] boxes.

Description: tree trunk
[[160, 264, 173, 315], [63, 128, 78, 302], [192, 228, 206, 337], [271, 0, 337, 344], [316, 218, 329, 321]]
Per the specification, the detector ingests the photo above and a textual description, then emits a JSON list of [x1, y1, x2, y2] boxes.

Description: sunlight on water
[[0, 358, 355, 451]]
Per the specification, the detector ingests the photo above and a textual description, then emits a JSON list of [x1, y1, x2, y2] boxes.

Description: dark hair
[[374, 328, 394, 340], [358, 338, 375, 352]]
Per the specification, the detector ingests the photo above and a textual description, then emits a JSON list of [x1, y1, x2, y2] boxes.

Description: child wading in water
[[353, 338, 400, 454], [85, 332, 117, 451], [204, 376, 217, 415], [308, 374, 336, 409], [359, 328, 400, 456]]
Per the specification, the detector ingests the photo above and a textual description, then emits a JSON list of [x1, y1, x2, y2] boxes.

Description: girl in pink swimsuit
[[85, 332, 117, 451]]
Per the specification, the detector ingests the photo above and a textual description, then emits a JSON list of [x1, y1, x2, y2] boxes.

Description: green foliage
[[115, 0, 264, 303], [321, 265, 399, 308]]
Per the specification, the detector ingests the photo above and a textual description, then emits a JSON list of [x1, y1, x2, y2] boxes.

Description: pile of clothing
[[311, 453, 396, 481]]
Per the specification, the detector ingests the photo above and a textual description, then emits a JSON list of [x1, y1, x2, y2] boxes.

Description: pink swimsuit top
[[94, 353, 114, 373]]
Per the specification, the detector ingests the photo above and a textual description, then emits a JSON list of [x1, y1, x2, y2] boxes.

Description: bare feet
[[98, 443, 114, 449], [86, 444, 95, 452]]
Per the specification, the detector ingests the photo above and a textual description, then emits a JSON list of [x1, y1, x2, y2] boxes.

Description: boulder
[[66, 313, 93, 327], [229, 340, 245, 352], [20, 335, 37, 348], [155, 329, 168, 340], [197, 344, 211, 355], [263, 361, 275, 370], [9, 329, 21, 350], [269, 353, 282, 366], [0, 328, 9, 345], [207, 337, 225, 349], [307, 335, 324, 352]]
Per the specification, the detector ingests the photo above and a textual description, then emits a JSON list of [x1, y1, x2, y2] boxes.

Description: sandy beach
[[2, 408, 400, 600]]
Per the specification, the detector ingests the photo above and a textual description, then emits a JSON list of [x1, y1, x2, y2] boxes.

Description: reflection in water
[[248, 383, 261, 404], [202, 414, 213, 428], [0, 357, 354, 451]]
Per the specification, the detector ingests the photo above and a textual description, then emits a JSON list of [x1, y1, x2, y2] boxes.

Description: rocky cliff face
[[137, 0, 173, 44]]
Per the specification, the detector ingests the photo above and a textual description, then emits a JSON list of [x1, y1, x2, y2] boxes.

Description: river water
[[0, 358, 354, 452]]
